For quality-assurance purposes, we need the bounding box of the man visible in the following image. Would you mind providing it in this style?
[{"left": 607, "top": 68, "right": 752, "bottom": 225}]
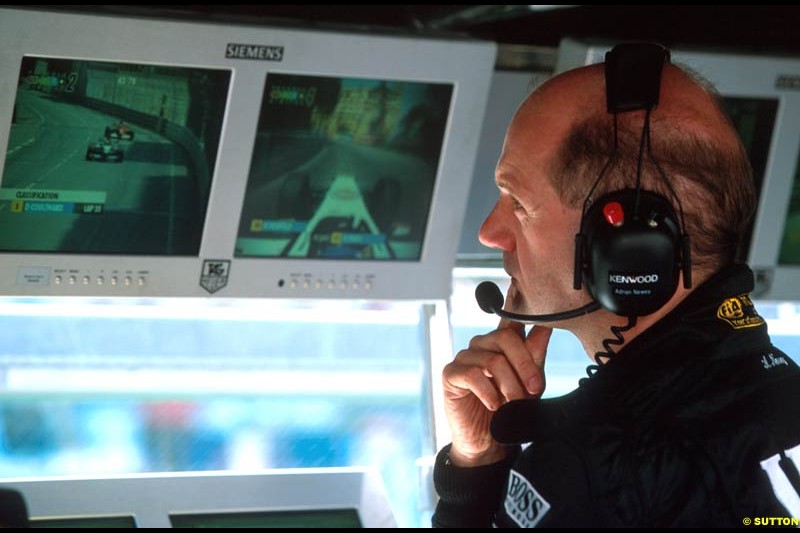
[{"left": 432, "top": 46, "right": 800, "bottom": 527}]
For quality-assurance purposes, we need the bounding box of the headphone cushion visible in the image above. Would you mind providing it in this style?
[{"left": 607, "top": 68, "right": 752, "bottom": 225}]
[{"left": 581, "top": 189, "right": 682, "bottom": 316}]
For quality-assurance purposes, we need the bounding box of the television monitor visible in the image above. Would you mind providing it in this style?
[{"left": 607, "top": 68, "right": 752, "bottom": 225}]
[
  {"left": 0, "top": 7, "right": 496, "bottom": 299},
  {"left": 169, "top": 509, "right": 361, "bottom": 528},
  {"left": 2, "top": 467, "right": 396, "bottom": 528},
  {"left": 556, "top": 38, "right": 800, "bottom": 302},
  {"left": 233, "top": 73, "right": 453, "bottom": 263},
  {"left": 30, "top": 515, "right": 138, "bottom": 528},
  {"left": 1, "top": 56, "right": 231, "bottom": 257}
]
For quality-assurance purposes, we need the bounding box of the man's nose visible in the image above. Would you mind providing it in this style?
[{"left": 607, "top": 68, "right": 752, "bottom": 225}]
[{"left": 478, "top": 202, "right": 513, "bottom": 252}]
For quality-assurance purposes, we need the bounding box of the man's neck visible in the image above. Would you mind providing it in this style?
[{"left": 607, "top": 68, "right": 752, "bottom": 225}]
[{"left": 572, "top": 280, "right": 698, "bottom": 360}]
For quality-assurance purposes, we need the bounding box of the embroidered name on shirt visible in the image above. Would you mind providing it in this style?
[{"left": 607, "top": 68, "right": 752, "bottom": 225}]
[
  {"left": 761, "top": 352, "right": 789, "bottom": 370},
  {"left": 716, "top": 294, "right": 765, "bottom": 330},
  {"left": 504, "top": 470, "right": 551, "bottom": 528}
]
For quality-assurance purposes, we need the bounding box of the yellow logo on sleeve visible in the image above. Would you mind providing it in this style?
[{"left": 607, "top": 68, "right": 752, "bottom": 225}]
[{"left": 716, "top": 294, "right": 765, "bottom": 330}]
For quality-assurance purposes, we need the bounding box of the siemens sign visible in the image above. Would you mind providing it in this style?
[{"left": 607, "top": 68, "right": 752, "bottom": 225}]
[{"left": 225, "top": 43, "right": 284, "bottom": 61}]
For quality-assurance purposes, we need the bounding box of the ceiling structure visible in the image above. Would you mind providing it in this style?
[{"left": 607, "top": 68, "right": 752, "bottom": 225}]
[{"left": 45, "top": 5, "right": 800, "bottom": 65}]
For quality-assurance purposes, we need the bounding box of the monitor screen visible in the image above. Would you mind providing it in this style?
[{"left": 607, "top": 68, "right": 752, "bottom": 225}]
[
  {"left": 556, "top": 38, "right": 800, "bottom": 301},
  {"left": 1, "top": 56, "right": 230, "bottom": 255},
  {"left": 235, "top": 73, "right": 452, "bottom": 261},
  {"left": 170, "top": 508, "right": 362, "bottom": 528},
  {"left": 778, "top": 155, "right": 800, "bottom": 265},
  {"left": 0, "top": 7, "right": 495, "bottom": 299},
  {"left": 719, "top": 96, "right": 779, "bottom": 261},
  {"left": 30, "top": 515, "right": 137, "bottom": 528}
]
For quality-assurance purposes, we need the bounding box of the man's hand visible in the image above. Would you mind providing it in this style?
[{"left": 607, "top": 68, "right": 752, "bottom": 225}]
[{"left": 442, "top": 285, "right": 552, "bottom": 467}]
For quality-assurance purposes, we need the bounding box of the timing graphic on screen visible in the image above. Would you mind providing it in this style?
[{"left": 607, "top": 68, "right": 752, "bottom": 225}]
[
  {"left": 234, "top": 73, "right": 453, "bottom": 260},
  {"left": 0, "top": 56, "right": 230, "bottom": 255}
]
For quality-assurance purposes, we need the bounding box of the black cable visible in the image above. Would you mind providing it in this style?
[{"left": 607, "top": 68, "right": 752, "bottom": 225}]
[
  {"left": 645, "top": 121, "right": 688, "bottom": 236},
  {"left": 633, "top": 110, "right": 652, "bottom": 217},
  {"left": 582, "top": 115, "right": 620, "bottom": 214},
  {"left": 581, "top": 315, "right": 638, "bottom": 383}
]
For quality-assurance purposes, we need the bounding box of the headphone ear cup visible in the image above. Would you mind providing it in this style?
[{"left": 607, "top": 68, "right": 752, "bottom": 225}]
[{"left": 581, "top": 189, "right": 682, "bottom": 316}]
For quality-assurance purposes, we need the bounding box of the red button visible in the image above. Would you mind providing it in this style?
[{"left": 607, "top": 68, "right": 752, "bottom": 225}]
[{"left": 603, "top": 201, "right": 624, "bottom": 227}]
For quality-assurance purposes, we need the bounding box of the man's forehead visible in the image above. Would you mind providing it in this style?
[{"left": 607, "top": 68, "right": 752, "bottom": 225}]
[
  {"left": 494, "top": 159, "right": 553, "bottom": 203},
  {"left": 497, "top": 116, "right": 560, "bottom": 183}
]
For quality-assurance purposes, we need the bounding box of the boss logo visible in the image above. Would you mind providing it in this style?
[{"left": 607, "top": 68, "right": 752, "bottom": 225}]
[
  {"left": 504, "top": 471, "right": 550, "bottom": 528},
  {"left": 609, "top": 274, "right": 659, "bottom": 284}
]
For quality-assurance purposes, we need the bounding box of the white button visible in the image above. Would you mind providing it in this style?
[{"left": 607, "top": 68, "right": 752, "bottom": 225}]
[
  {"left": 54, "top": 276, "right": 62, "bottom": 285},
  {"left": 82, "top": 276, "right": 90, "bottom": 285},
  {"left": 138, "top": 277, "right": 145, "bottom": 286},
  {"left": 364, "top": 281, "right": 373, "bottom": 290},
  {"left": 124, "top": 277, "right": 132, "bottom": 286},
  {"left": 97, "top": 276, "right": 104, "bottom": 285},
  {"left": 68, "top": 275, "right": 76, "bottom": 285},
  {"left": 111, "top": 276, "right": 118, "bottom": 286}
]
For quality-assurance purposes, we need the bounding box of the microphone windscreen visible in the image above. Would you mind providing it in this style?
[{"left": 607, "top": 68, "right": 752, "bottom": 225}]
[
  {"left": 0, "top": 487, "right": 29, "bottom": 528},
  {"left": 475, "top": 281, "right": 504, "bottom": 314}
]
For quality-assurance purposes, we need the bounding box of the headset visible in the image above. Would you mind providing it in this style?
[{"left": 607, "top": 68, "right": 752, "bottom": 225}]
[
  {"left": 573, "top": 42, "right": 692, "bottom": 317},
  {"left": 477, "top": 42, "right": 692, "bottom": 322}
]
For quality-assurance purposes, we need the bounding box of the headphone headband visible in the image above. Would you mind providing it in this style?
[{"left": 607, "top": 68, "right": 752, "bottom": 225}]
[
  {"left": 605, "top": 42, "right": 670, "bottom": 113},
  {"left": 573, "top": 43, "right": 690, "bottom": 317}
]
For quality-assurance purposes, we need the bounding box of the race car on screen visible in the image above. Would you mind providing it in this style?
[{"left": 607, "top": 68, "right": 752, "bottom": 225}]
[
  {"left": 104, "top": 121, "right": 135, "bottom": 140},
  {"left": 85, "top": 137, "right": 124, "bottom": 162}
]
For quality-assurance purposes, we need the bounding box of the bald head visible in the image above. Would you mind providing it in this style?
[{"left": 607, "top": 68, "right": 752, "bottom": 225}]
[
  {"left": 520, "top": 62, "right": 740, "bottom": 157},
  {"left": 510, "top": 60, "right": 754, "bottom": 275}
]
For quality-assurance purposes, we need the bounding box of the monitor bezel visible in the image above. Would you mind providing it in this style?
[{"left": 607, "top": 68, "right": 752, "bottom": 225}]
[
  {"left": 2, "top": 467, "right": 396, "bottom": 528},
  {"left": 0, "top": 7, "right": 496, "bottom": 300}
]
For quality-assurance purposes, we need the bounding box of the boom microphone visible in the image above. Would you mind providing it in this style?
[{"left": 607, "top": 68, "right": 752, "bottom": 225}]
[{"left": 475, "top": 281, "right": 601, "bottom": 324}]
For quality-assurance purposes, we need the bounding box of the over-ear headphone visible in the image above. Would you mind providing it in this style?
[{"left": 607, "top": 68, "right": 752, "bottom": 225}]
[{"left": 573, "top": 43, "right": 692, "bottom": 317}]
